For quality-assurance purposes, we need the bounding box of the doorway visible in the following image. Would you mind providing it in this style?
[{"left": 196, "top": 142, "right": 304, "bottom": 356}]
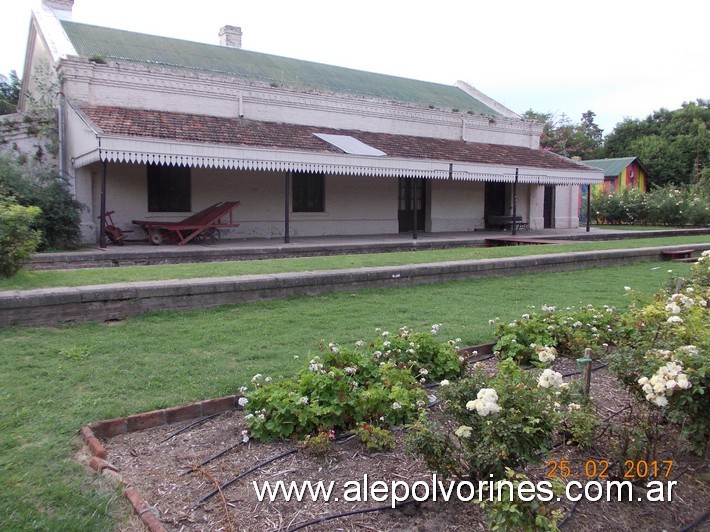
[
  {"left": 543, "top": 185, "right": 556, "bottom": 228},
  {"left": 398, "top": 178, "right": 426, "bottom": 232},
  {"left": 484, "top": 182, "right": 507, "bottom": 228}
]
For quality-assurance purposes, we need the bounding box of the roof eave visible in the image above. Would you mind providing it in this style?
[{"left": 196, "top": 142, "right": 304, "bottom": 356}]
[{"left": 72, "top": 133, "right": 603, "bottom": 185}]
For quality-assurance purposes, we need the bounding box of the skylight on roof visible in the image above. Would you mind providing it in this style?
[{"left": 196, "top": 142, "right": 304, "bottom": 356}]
[{"left": 313, "top": 133, "right": 386, "bottom": 157}]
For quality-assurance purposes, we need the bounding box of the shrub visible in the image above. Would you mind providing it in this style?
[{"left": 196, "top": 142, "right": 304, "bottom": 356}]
[
  {"left": 491, "top": 305, "right": 627, "bottom": 364},
  {"left": 369, "top": 325, "right": 464, "bottom": 382},
  {"left": 0, "top": 154, "right": 83, "bottom": 250},
  {"left": 591, "top": 183, "right": 710, "bottom": 226},
  {"left": 607, "top": 256, "right": 709, "bottom": 455},
  {"left": 483, "top": 468, "right": 564, "bottom": 531},
  {"left": 406, "top": 359, "right": 572, "bottom": 481},
  {"left": 242, "top": 327, "right": 461, "bottom": 441},
  {"left": 0, "top": 195, "right": 42, "bottom": 277},
  {"left": 300, "top": 431, "right": 334, "bottom": 456},
  {"left": 353, "top": 422, "right": 397, "bottom": 452}
]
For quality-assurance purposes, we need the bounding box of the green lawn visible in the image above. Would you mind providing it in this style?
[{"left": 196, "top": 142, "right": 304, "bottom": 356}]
[
  {"left": 0, "top": 261, "right": 692, "bottom": 530},
  {"left": 2, "top": 235, "right": 708, "bottom": 291},
  {"left": 589, "top": 224, "right": 701, "bottom": 231}
]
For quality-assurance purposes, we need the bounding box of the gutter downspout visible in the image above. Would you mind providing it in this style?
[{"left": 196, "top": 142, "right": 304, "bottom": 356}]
[
  {"left": 57, "top": 91, "right": 67, "bottom": 180},
  {"left": 284, "top": 171, "right": 291, "bottom": 244},
  {"left": 512, "top": 169, "right": 518, "bottom": 236},
  {"left": 99, "top": 160, "right": 107, "bottom": 249},
  {"left": 412, "top": 178, "right": 418, "bottom": 241},
  {"left": 586, "top": 184, "right": 591, "bottom": 233}
]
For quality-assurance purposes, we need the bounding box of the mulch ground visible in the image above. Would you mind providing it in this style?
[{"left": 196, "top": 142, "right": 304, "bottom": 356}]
[{"left": 98, "top": 356, "right": 709, "bottom": 532}]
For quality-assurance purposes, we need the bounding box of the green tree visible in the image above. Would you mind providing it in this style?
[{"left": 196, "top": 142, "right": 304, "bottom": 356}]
[
  {"left": 0, "top": 70, "right": 21, "bottom": 115},
  {"left": 523, "top": 109, "right": 604, "bottom": 159},
  {"left": 0, "top": 195, "right": 41, "bottom": 278},
  {"left": 603, "top": 99, "right": 710, "bottom": 186},
  {"left": 0, "top": 154, "right": 83, "bottom": 250}
]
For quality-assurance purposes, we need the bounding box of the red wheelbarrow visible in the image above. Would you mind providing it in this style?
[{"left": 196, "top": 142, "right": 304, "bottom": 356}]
[{"left": 132, "top": 201, "right": 240, "bottom": 245}]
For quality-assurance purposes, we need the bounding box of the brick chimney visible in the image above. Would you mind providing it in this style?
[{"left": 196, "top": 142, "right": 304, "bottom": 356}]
[
  {"left": 219, "top": 26, "right": 243, "bottom": 48},
  {"left": 42, "top": 0, "right": 74, "bottom": 20}
]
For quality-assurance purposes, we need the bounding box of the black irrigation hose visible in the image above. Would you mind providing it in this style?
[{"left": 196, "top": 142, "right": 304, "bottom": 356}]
[
  {"left": 427, "top": 399, "right": 445, "bottom": 409},
  {"left": 465, "top": 353, "right": 497, "bottom": 364},
  {"left": 680, "top": 508, "right": 710, "bottom": 532},
  {"left": 160, "top": 413, "right": 221, "bottom": 443},
  {"left": 558, "top": 499, "right": 581, "bottom": 529},
  {"left": 561, "top": 363, "right": 608, "bottom": 378},
  {"left": 197, "top": 448, "right": 299, "bottom": 505},
  {"left": 286, "top": 497, "right": 418, "bottom": 532},
  {"left": 196, "top": 431, "right": 359, "bottom": 505},
  {"left": 179, "top": 440, "right": 245, "bottom": 477}
]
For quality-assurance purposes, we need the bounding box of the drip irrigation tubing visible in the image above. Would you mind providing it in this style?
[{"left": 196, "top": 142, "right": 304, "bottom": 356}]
[
  {"left": 286, "top": 498, "right": 418, "bottom": 531},
  {"left": 464, "top": 353, "right": 496, "bottom": 364},
  {"left": 179, "top": 440, "right": 245, "bottom": 477},
  {"left": 195, "top": 429, "right": 360, "bottom": 505},
  {"left": 561, "top": 363, "right": 607, "bottom": 378},
  {"left": 559, "top": 499, "right": 581, "bottom": 529},
  {"left": 160, "top": 413, "right": 220, "bottom": 443},
  {"left": 679, "top": 508, "right": 710, "bottom": 532},
  {"left": 197, "top": 448, "right": 299, "bottom": 505}
]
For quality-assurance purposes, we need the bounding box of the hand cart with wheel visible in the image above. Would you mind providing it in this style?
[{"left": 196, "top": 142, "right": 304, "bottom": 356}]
[{"left": 132, "top": 201, "right": 240, "bottom": 245}]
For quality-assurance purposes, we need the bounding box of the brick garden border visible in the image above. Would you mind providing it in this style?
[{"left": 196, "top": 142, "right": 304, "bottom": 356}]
[
  {"left": 79, "top": 344, "right": 494, "bottom": 530},
  {"left": 80, "top": 394, "right": 240, "bottom": 532}
]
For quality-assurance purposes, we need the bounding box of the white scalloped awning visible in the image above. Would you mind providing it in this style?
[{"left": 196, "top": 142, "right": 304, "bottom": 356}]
[{"left": 69, "top": 123, "right": 603, "bottom": 186}]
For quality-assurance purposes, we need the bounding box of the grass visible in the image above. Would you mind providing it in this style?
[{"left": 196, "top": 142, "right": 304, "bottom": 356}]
[
  {"left": 2, "top": 235, "right": 708, "bottom": 291},
  {"left": 0, "top": 260, "right": 693, "bottom": 530},
  {"left": 590, "top": 224, "right": 699, "bottom": 231}
]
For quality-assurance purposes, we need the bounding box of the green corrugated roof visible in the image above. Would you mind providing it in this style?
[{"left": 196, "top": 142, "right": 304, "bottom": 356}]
[
  {"left": 61, "top": 21, "right": 499, "bottom": 116},
  {"left": 582, "top": 157, "right": 637, "bottom": 177}
]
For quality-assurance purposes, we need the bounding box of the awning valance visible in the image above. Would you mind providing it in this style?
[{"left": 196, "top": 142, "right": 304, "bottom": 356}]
[
  {"left": 72, "top": 136, "right": 602, "bottom": 186},
  {"left": 68, "top": 104, "right": 604, "bottom": 186}
]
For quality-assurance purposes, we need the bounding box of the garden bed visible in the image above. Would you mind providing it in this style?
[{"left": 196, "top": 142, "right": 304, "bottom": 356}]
[{"left": 90, "top": 356, "right": 709, "bottom": 531}]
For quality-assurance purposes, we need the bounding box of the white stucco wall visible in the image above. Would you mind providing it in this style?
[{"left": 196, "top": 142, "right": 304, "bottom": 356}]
[
  {"left": 528, "top": 185, "right": 545, "bottom": 230},
  {"left": 80, "top": 160, "right": 580, "bottom": 243},
  {"left": 0, "top": 114, "right": 54, "bottom": 162},
  {"left": 288, "top": 175, "right": 398, "bottom": 237},
  {"left": 92, "top": 163, "right": 549, "bottom": 242},
  {"left": 90, "top": 164, "right": 399, "bottom": 241},
  {"left": 554, "top": 185, "right": 580, "bottom": 229},
  {"left": 428, "top": 180, "right": 486, "bottom": 232}
]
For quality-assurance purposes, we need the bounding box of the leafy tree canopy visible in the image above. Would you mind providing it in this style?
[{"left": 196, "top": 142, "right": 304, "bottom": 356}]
[
  {"left": 523, "top": 109, "right": 604, "bottom": 160},
  {"left": 0, "top": 70, "right": 21, "bottom": 115},
  {"left": 525, "top": 100, "right": 709, "bottom": 187},
  {"left": 602, "top": 99, "right": 710, "bottom": 187}
]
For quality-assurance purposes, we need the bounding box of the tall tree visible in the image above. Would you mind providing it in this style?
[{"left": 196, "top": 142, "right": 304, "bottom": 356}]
[
  {"left": 0, "top": 70, "right": 21, "bottom": 115},
  {"left": 602, "top": 99, "right": 709, "bottom": 186},
  {"left": 523, "top": 109, "right": 604, "bottom": 159}
]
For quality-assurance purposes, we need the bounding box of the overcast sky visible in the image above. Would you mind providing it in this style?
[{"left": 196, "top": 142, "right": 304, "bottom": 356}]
[{"left": 2, "top": 0, "right": 708, "bottom": 135}]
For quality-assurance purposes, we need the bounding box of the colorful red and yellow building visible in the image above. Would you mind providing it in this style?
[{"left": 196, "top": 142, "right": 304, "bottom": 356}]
[{"left": 579, "top": 157, "right": 650, "bottom": 222}]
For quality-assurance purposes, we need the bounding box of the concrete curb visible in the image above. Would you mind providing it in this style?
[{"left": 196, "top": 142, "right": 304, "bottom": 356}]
[
  {"left": 25, "top": 228, "right": 710, "bottom": 271},
  {"left": 2, "top": 245, "right": 707, "bottom": 327}
]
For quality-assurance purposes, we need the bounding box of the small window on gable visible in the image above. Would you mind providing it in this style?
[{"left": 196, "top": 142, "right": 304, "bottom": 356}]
[
  {"left": 292, "top": 172, "right": 324, "bottom": 212},
  {"left": 147, "top": 163, "right": 191, "bottom": 212}
]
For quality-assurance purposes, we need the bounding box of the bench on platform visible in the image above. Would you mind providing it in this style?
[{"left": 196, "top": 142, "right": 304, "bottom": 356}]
[{"left": 487, "top": 215, "right": 529, "bottom": 231}]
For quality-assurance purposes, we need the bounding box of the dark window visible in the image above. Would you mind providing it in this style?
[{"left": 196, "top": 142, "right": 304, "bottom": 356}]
[
  {"left": 292, "top": 172, "right": 324, "bottom": 212},
  {"left": 147, "top": 163, "right": 191, "bottom": 212}
]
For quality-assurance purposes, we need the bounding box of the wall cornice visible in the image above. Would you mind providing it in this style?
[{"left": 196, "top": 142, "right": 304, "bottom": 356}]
[{"left": 59, "top": 58, "right": 541, "bottom": 146}]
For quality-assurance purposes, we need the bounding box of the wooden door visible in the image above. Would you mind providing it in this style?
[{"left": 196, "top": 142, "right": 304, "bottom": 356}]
[{"left": 398, "top": 178, "right": 426, "bottom": 232}]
